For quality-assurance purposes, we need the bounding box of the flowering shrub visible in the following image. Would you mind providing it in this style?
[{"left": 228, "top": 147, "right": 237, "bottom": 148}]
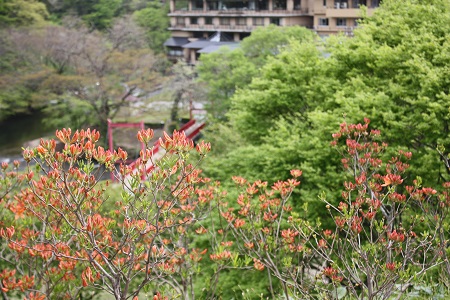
[
  {"left": 0, "top": 128, "right": 216, "bottom": 299},
  {"left": 216, "top": 119, "right": 449, "bottom": 299},
  {"left": 313, "top": 119, "right": 447, "bottom": 298},
  {"left": 0, "top": 120, "right": 449, "bottom": 299}
]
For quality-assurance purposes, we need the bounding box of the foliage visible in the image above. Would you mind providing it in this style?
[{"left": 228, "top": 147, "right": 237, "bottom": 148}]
[
  {"left": 214, "top": 120, "right": 449, "bottom": 299},
  {"left": 31, "top": 0, "right": 172, "bottom": 42},
  {"left": 239, "top": 24, "right": 316, "bottom": 68},
  {"left": 202, "top": 41, "right": 340, "bottom": 223},
  {"left": 82, "top": 0, "right": 122, "bottom": 30},
  {"left": 197, "top": 25, "right": 316, "bottom": 120},
  {"left": 202, "top": 0, "right": 450, "bottom": 227},
  {"left": 197, "top": 48, "right": 257, "bottom": 120},
  {"left": 3, "top": 0, "right": 450, "bottom": 298},
  {"left": 0, "top": 0, "right": 49, "bottom": 27},
  {"left": 323, "top": 0, "right": 450, "bottom": 186},
  {"left": 133, "top": 1, "right": 170, "bottom": 53},
  {"left": 0, "top": 86, "right": 31, "bottom": 122},
  {"left": 41, "top": 95, "right": 96, "bottom": 130},
  {"left": 48, "top": 0, "right": 122, "bottom": 30},
  {"left": 2, "top": 121, "right": 450, "bottom": 299},
  {"left": 0, "top": 127, "right": 215, "bottom": 299},
  {"left": 229, "top": 41, "right": 334, "bottom": 144},
  {"left": 0, "top": 21, "right": 166, "bottom": 134}
]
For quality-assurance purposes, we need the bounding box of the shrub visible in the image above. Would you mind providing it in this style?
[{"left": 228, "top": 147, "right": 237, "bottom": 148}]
[{"left": 1, "top": 120, "right": 449, "bottom": 299}]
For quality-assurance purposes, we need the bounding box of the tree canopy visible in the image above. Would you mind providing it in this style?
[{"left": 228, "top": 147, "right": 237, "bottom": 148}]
[
  {"left": 133, "top": 1, "right": 170, "bottom": 53},
  {"left": 197, "top": 25, "right": 316, "bottom": 120},
  {"left": 0, "top": 19, "right": 167, "bottom": 133},
  {"left": 0, "top": 0, "right": 49, "bottom": 27},
  {"left": 200, "top": 0, "right": 450, "bottom": 223}
]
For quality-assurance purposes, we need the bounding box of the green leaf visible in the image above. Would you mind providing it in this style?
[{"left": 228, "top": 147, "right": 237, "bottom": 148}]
[{"left": 336, "top": 286, "right": 347, "bottom": 299}]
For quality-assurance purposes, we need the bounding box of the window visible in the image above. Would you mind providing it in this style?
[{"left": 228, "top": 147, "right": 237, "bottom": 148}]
[
  {"left": 294, "top": 0, "right": 301, "bottom": 10},
  {"left": 323, "top": 0, "right": 326, "bottom": 6},
  {"left": 205, "top": 17, "right": 213, "bottom": 25},
  {"left": 190, "top": 17, "right": 198, "bottom": 25},
  {"left": 273, "top": 0, "right": 286, "bottom": 10},
  {"left": 176, "top": 17, "right": 185, "bottom": 26},
  {"left": 253, "top": 17, "right": 264, "bottom": 26},
  {"left": 371, "top": 0, "right": 381, "bottom": 8},
  {"left": 220, "top": 0, "right": 247, "bottom": 10},
  {"left": 337, "top": 18, "right": 347, "bottom": 26},
  {"left": 193, "top": 0, "right": 203, "bottom": 9},
  {"left": 318, "top": 18, "right": 329, "bottom": 26},
  {"left": 248, "top": 0, "right": 256, "bottom": 10},
  {"left": 168, "top": 48, "right": 183, "bottom": 56},
  {"left": 220, "top": 18, "right": 230, "bottom": 25},
  {"left": 255, "top": 0, "right": 268, "bottom": 10},
  {"left": 352, "top": 0, "right": 367, "bottom": 8},
  {"left": 208, "top": 1, "right": 218, "bottom": 10},
  {"left": 334, "top": 1, "right": 348, "bottom": 8},
  {"left": 236, "top": 18, "right": 247, "bottom": 26},
  {"left": 270, "top": 18, "right": 281, "bottom": 26},
  {"left": 193, "top": 31, "right": 204, "bottom": 38}
]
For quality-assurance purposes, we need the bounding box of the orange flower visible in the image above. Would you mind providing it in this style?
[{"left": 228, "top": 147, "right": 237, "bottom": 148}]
[
  {"left": 244, "top": 242, "right": 254, "bottom": 249},
  {"left": 323, "top": 229, "right": 333, "bottom": 238},
  {"left": 381, "top": 174, "right": 403, "bottom": 186},
  {"left": 323, "top": 266, "right": 337, "bottom": 277},
  {"left": 253, "top": 259, "right": 265, "bottom": 271},
  {"left": 317, "top": 239, "right": 328, "bottom": 248},
  {"left": 234, "top": 218, "right": 245, "bottom": 228},
  {"left": 388, "top": 230, "right": 405, "bottom": 243},
  {"left": 81, "top": 267, "right": 94, "bottom": 287},
  {"left": 281, "top": 229, "right": 298, "bottom": 244},
  {"left": 290, "top": 169, "right": 302, "bottom": 178},
  {"left": 386, "top": 262, "right": 396, "bottom": 271}
]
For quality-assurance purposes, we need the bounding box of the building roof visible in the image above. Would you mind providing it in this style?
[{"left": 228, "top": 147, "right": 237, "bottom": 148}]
[
  {"left": 208, "top": 31, "right": 233, "bottom": 42},
  {"left": 197, "top": 43, "right": 240, "bottom": 53},
  {"left": 182, "top": 40, "right": 238, "bottom": 49},
  {"left": 163, "top": 37, "right": 190, "bottom": 47}
]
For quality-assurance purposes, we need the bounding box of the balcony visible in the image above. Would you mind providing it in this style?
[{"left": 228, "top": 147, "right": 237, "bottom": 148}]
[
  {"left": 328, "top": 0, "right": 380, "bottom": 9},
  {"left": 169, "top": 24, "right": 254, "bottom": 32},
  {"left": 326, "top": 8, "right": 360, "bottom": 18},
  {"left": 169, "top": 8, "right": 309, "bottom": 17},
  {"left": 323, "top": 0, "right": 377, "bottom": 18},
  {"left": 314, "top": 0, "right": 378, "bottom": 15},
  {"left": 314, "top": 25, "right": 355, "bottom": 35},
  {"left": 325, "top": 6, "right": 375, "bottom": 18}
]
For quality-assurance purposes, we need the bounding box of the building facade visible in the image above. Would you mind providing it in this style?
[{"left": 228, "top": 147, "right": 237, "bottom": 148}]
[
  {"left": 165, "top": 0, "right": 380, "bottom": 63},
  {"left": 313, "top": 0, "right": 380, "bottom": 36}
]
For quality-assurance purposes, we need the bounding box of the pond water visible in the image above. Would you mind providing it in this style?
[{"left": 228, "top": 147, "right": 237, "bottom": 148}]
[{"left": 0, "top": 112, "right": 55, "bottom": 162}]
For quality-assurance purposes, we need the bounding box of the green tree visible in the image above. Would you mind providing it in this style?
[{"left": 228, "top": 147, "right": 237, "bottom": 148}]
[
  {"left": 229, "top": 41, "right": 335, "bottom": 143},
  {"left": 202, "top": 40, "right": 340, "bottom": 217},
  {"left": 0, "top": 20, "right": 166, "bottom": 135},
  {"left": 0, "top": 0, "right": 49, "bottom": 27},
  {"left": 0, "top": 87, "right": 31, "bottom": 121},
  {"left": 239, "top": 23, "right": 316, "bottom": 68},
  {"left": 204, "top": 0, "right": 450, "bottom": 226},
  {"left": 83, "top": 0, "right": 122, "bottom": 29},
  {"left": 133, "top": 1, "right": 170, "bottom": 53},
  {"left": 323, "top": 0, "right": 450, "bottom": 185},
  {"left": 53, "top": 0, "right": 124, "bottom": 30},
  {"left": 197, "top": 47, "right": 257, "bottom": 120},
  {"left": 197, "top": 24, "right": 316, "bottom": 120}
]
